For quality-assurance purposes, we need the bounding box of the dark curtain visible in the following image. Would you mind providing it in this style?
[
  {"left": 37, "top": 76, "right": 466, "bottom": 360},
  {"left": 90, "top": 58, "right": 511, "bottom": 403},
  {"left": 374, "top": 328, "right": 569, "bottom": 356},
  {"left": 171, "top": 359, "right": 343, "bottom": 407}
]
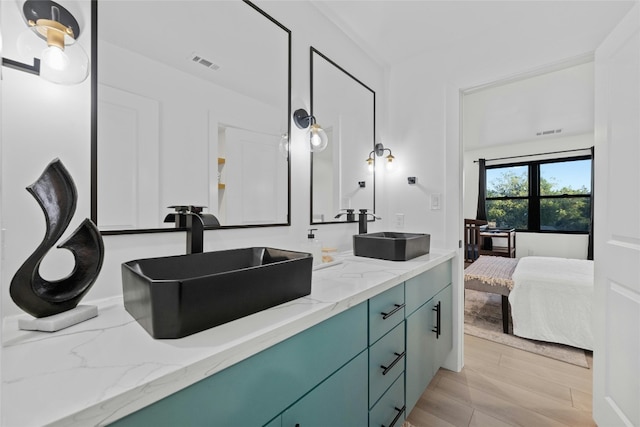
[
  {"left": 476, "top": 158, "right": 488, "bottom": 220},
  {"left": 476, "top": 158, "right": 491, "bottom": 250},
  {"left": 588, "top": 147, "right": 594, "bottom": 260}
]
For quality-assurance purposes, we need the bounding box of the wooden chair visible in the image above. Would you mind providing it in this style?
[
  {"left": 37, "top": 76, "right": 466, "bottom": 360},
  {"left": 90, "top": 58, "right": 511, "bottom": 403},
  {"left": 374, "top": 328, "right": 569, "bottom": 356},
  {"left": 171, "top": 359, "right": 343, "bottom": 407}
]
[{"left": 464, "top": 219, "right": 487, "bottom": 266}]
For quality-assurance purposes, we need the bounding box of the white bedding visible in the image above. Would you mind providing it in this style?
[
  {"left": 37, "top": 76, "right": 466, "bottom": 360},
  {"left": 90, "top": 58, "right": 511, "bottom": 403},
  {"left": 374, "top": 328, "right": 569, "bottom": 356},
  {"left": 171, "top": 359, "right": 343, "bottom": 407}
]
[{"left": 509, "top": 256, "right": 594, "bottom": 350}]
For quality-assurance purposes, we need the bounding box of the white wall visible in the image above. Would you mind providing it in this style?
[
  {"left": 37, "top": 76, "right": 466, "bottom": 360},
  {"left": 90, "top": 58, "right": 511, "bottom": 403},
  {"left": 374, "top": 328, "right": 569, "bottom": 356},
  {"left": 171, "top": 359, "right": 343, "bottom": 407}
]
[
  {"left": 0, "top": 0, "right": 386, "bottom": 318},
  {"left": 386, "top": 31, "right": 604, "bottom": 372}
]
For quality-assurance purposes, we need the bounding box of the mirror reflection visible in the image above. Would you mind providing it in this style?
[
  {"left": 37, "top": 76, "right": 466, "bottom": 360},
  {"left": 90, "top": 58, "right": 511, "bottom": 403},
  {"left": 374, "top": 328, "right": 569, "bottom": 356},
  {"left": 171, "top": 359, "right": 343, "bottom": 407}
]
[
  {"left": 93, "top": 1, "right": 290, "bottom": 232},
  {"left": 310, "top": 48, "right": 375, "bottom": 224}
]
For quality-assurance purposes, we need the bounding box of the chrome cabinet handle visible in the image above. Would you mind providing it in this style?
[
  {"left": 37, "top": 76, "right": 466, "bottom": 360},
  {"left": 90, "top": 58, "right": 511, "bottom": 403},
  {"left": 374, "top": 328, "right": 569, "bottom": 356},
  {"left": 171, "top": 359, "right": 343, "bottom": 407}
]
[
  {"left": 380, "top": 351, "right": 405, "bottom": 376},
  {"left": 381, "top": 303, "right": 405, "bottom": 320}
]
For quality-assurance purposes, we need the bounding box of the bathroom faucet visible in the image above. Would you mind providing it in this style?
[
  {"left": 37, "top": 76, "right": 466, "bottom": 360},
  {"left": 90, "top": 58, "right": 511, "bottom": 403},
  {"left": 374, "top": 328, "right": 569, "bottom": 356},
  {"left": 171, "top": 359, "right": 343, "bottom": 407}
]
[
  {"left": 335, "top": 208, "right": 381, "bottom": 234},
  {"left": 335, "top": 208, "right": 356, "bottom": 222},
  {"left": 164, "top": 205, "right": 221, "bottom": 254}
]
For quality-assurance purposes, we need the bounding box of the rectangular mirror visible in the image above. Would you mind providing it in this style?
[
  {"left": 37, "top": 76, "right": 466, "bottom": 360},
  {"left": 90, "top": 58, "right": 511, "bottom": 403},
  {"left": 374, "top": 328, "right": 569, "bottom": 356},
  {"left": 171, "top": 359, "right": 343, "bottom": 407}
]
[
  {"left": 310, "top": 48, "right": 375, "bottom": 224},
  {"left": 92, "top": 1, "right": 291, "bottom": 233}
]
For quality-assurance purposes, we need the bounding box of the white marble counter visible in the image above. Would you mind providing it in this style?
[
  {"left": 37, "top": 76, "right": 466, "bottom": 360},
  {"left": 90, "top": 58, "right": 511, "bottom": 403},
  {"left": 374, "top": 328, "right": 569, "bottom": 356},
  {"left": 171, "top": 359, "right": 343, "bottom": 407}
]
[{"left": 2, "top": 249, "right": 455, "bottom": 427}]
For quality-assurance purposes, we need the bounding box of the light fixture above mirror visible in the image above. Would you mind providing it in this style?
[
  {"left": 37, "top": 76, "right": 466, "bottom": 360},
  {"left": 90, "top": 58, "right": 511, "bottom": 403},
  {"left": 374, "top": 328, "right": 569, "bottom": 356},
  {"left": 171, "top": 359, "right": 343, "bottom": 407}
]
[{"left": 293, "top": 108, "right": 329, "bottom": 152}]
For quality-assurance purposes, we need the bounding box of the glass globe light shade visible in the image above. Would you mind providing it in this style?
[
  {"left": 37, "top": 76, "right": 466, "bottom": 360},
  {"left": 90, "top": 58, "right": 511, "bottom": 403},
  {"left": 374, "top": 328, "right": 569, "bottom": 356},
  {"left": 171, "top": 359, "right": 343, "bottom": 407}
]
[
  {"left": 308, "top": 124, "right": 328, "bottom": 152},
  {"left": 39, "top": 42, "right": 89, "bottom": 84},
  {"left": 41, "top": 45, "right": 69, "bottom": 70},
  {"left": 16, "top": 24, "right": 89, "bottom": 85},
  {"left": 385, "top": 154, "right": 396, "bottom": 172},
  {"left": 367, "top": 157, "right": 374, "bottom": 173}
]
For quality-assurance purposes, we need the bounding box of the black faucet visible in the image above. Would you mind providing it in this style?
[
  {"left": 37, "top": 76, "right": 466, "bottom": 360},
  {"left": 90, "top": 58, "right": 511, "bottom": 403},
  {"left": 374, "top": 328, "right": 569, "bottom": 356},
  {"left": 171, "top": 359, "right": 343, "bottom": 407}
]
[
  {"left": 164, "top": 205, "right": 221, "bottom": 254},
  {"left": 335, "top": 208, "right": 356, "bottom": 222},
  {"left": 335, "top": 208, "right": 381, "bottom": 234}
]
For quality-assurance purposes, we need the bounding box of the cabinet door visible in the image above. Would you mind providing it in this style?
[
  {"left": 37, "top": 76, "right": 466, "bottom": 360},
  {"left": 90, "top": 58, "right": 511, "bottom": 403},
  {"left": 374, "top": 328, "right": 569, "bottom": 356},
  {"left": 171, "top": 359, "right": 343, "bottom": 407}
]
[
  {"left": 281, "top": 351, "right": 368, "bottom": 427},
  {"left": 434, "top": 284, "right": 453, "bottom": 371},
  {"left": 369, "top": 373, "right": 405, "bottom": 427},
  {"left": 405, "top": 298, "right": 437, "bottom": 413}
]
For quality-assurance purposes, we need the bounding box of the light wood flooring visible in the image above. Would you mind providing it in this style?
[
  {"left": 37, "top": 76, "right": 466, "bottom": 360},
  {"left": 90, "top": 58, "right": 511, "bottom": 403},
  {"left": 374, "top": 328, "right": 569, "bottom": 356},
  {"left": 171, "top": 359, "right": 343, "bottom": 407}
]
[{"left": 406, "top": 334, "right": 594, "bottom": 427}]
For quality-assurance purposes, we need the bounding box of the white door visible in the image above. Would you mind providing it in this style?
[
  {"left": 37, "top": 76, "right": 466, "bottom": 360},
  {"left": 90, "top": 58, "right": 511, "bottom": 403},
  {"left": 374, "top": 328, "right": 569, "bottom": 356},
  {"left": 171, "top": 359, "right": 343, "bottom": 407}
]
[{"left": 593, "top": 4, "right": 640, "bottom": 426}]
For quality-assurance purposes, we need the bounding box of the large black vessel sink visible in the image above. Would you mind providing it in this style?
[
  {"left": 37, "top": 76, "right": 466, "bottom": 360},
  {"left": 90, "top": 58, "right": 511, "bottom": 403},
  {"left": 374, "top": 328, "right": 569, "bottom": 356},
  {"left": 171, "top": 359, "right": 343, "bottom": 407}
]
[
  {"left": 122, "top": 247, "right": 313, "bottom": 338},
  {"left": 353, "top": 232, "right": 430, "bottom": 261}
]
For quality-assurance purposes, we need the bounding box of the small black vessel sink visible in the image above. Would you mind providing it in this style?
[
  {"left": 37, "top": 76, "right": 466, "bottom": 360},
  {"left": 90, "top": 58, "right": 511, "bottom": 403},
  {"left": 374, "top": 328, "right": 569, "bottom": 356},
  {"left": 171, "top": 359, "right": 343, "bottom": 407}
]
[
  {"left": 122, "top": 247, "right": 313, "bottom": 338},
  {"left": 353, "top": 232, "right": 430, "bottom": 261}
]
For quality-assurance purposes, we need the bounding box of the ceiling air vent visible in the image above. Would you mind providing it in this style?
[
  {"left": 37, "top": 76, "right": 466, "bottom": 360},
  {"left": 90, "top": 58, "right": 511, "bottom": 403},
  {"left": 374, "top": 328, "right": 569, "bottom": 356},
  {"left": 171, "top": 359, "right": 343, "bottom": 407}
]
[
  {"left": 189, "top": 53, "right": 220, "bottom": 71},
  {"left": 536, "top": 128, "right": 562, "bottom": 136}
]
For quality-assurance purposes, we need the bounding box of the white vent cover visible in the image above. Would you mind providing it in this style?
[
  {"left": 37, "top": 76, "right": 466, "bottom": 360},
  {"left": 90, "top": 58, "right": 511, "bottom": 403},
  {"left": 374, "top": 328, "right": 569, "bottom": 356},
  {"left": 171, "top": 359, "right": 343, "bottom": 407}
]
[
  {"left": 536, "top": 128, "right": 562, "bottom": 136},
  {"left": 189, "top": 53, "right": 220, "bottom": 71}
]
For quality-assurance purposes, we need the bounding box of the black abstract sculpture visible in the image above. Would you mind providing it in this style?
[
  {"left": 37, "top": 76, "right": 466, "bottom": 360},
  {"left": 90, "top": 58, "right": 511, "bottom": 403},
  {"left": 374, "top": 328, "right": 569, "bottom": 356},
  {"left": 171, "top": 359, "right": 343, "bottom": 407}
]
[{"left": 10, "top": 159, "right": 104, "bottom": 318}]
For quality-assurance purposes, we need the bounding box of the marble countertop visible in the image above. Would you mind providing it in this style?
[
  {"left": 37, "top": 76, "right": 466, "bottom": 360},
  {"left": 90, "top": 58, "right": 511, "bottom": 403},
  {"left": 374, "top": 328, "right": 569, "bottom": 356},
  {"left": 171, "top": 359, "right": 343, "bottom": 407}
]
[{"left": 2, "top": 249, "right": 455, "bottom": 427}]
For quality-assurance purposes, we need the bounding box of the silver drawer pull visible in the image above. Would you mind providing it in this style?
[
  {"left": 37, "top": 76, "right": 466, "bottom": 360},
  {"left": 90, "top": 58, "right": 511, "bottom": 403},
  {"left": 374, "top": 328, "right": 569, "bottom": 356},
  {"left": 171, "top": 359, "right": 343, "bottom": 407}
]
[
  {"left": 381, "top": 303, "right": 405, "bottom": 320},
  {"left": 380, "top": 351, "right": 405, "bottom": 376}
]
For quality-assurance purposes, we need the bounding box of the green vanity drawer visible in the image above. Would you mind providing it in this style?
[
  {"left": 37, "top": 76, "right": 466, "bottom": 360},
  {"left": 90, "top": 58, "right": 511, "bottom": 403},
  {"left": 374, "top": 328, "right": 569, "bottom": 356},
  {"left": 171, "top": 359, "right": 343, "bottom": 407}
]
[
  {"left": 369, "top": 372, "right": 405, "bottom": 427},
  {"left": 281, "top": 350, "right": 368, "bottom": 427},
  {"left": 369, "top": 321, "right": 405, "bottom": 408},
  {"left": 111, "top": 303, "right": 367, "bottom": 427},
  {"left": 369, "top": 284, "right": 405, "bottom": 344},
  {"left": 405, "top": 260, "right": 451, "bottom": 315}
]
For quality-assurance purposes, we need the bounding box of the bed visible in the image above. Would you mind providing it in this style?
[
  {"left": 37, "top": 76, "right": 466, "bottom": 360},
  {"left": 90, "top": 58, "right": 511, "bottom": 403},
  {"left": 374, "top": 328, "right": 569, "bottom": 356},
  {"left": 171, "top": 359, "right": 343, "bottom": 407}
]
[{"left": 464, "top": 255, "right": 594, "bottom": 350}]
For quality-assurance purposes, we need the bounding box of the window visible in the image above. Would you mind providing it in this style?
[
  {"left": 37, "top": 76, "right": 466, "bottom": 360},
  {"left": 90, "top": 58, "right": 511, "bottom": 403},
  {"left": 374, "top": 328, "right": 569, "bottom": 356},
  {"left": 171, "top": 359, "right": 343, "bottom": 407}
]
[{"left": 485, "top": 156, "right": 592, "bottom": 233}]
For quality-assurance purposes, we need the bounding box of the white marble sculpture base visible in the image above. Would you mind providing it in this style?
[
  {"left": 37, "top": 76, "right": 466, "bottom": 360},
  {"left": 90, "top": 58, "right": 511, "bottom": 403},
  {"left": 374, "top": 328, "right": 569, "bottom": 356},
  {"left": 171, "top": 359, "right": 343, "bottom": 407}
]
[{"left": 18, "top": 305, "right": 98, "bottom": 332}]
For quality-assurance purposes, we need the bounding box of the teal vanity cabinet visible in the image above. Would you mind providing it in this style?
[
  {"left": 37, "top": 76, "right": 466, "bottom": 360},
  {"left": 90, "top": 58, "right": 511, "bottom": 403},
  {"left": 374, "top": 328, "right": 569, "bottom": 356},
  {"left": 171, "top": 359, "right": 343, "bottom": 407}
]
[
  {"left": 111, "top": 303, "right": 368, "bottom": 427},
  {"left": 368, "top": 284, "right": 407, "bottom": 427},
  {"left": 110, "top": 258, "right": 453, "bottom": 427},
  {"left": 405, "top": 260, "right": 453, "bottom": 414}
]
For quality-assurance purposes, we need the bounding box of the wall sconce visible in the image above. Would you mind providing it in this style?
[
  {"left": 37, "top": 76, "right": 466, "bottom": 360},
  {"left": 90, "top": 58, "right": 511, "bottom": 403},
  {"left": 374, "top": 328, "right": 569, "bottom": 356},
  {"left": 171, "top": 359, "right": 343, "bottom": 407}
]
[
  {"left": 293, "top": 108, "right": 328, "bottom": 152},
  {"left": 4, "top": 0, "right": 89, "bottom": 85},
  {"left": 366, "top": 143, "right": 395, "bottom": 172}
]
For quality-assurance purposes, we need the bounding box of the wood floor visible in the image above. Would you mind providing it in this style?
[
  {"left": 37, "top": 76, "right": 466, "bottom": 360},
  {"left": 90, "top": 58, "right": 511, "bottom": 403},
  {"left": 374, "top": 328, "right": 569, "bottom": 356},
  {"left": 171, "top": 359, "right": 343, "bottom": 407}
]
[{"left": 406, "top": 334, "right": 594, "bottom": 427}]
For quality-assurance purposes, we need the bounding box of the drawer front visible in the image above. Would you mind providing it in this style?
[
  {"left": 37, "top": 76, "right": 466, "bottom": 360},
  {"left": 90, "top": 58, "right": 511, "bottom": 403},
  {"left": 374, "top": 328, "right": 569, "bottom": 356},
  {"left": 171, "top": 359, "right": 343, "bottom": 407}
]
[
  {"left": 369, "top": 373, "right": 405, "bottom": 427},
  {"left": 405, "top": 260, "right": 451, "bottom": 315},
  {"left": 369, "top": 322, "right": 405, "bottom": 408},
  {"left": 369, "top": 284, "right": 405, "bottom": 344},
  {"left": 281, "top": 351, "right": 368, "bottom": 427}
]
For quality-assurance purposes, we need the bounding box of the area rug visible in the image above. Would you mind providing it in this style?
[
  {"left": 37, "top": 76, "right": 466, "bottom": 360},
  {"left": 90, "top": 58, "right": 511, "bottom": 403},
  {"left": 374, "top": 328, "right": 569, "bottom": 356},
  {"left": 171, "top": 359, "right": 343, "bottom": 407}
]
[{"left": 465, "top": 289, "right": 589, "bottom": 368}]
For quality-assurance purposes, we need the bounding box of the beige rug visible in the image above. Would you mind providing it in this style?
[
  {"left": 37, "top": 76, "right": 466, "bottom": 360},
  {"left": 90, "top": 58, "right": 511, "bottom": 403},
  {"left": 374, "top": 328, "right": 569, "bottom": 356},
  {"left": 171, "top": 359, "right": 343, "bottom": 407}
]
[{"left": 465, "top": 289, "right": 589, "bottom": 368}]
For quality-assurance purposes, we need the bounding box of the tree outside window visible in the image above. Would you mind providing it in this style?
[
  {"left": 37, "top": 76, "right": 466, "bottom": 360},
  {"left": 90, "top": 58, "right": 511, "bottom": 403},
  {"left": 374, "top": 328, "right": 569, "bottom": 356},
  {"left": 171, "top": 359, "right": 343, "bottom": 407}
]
[{"left": 485, "top": 157, "right": 591, "bottom": 233}]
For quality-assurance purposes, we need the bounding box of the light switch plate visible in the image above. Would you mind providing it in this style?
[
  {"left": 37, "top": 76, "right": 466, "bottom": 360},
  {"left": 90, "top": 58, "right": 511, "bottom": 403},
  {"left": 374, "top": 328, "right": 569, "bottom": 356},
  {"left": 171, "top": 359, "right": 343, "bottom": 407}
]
[{"left": 430, "top": 193, "right": 441, "bottom": 210}]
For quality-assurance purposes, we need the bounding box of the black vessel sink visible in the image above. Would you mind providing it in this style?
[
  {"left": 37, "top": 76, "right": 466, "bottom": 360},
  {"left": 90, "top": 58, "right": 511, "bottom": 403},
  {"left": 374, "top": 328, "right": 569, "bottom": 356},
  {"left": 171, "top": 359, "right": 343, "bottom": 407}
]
[
  {"left": 353, "top": 232, "right": 430, "bottom": 261},
  {"left": 122, "top": 247, "right": 313, "bottom": 338}
]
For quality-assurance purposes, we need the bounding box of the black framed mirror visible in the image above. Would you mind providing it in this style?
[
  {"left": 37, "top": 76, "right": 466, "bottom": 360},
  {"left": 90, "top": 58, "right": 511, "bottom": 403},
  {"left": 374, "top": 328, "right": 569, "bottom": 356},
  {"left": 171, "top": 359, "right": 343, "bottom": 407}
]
[
  {"left": 310, "top": 47, "right": 376, "bottom": 225},
  {"left": 91, "top": 0, "right": 291, "bottom": 234}
]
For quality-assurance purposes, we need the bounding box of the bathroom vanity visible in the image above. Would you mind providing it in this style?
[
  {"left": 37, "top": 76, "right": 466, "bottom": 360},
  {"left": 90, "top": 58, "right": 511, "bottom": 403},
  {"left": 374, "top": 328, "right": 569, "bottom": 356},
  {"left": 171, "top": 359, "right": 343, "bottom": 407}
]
[{"left": 2, "top": 249, "right": 455, "bottom": 426}]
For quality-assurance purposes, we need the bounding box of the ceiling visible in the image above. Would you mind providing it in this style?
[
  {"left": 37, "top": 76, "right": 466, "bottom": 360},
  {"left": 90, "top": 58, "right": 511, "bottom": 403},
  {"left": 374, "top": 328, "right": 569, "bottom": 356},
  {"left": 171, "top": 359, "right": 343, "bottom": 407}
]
[
  {"left": 310, "top": 1, "right": 636, "bottom": 69},
  {"left": 310, "top": 0, "right": 635, "bottom": 148}
]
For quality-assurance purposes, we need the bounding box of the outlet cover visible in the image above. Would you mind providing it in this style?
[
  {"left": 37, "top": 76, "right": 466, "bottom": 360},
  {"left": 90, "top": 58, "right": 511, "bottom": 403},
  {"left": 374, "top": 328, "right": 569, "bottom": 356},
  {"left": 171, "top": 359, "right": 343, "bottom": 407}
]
[{"left": 395, "top": 213, "right": 405, "bottom": 229}]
